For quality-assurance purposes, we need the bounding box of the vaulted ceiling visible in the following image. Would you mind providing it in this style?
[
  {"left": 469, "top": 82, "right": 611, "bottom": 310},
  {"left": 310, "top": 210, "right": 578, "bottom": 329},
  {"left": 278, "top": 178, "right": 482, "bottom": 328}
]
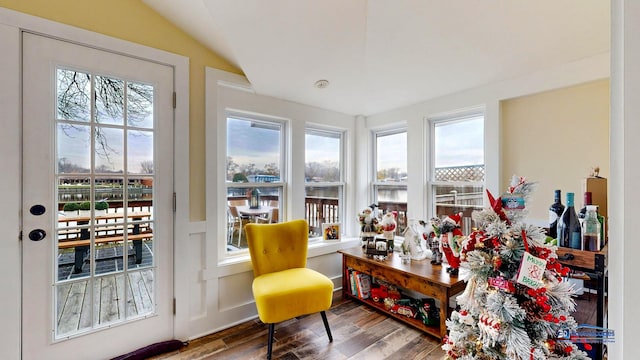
[{"left": 143, "top": 0, "right": 610, "bottom": 116}]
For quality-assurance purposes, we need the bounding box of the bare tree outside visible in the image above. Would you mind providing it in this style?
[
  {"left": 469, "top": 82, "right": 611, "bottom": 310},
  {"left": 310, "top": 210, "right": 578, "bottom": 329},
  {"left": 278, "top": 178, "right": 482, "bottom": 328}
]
[
  {"left": 140, "top": 160, "right": 154, "bottom": 174},
  {"left": 56, "top": 69, "right": 153, "bottom": 172}
]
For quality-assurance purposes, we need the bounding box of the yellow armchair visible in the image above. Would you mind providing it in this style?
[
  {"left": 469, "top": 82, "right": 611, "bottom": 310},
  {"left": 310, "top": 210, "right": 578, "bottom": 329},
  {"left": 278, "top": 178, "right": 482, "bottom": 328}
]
[{"left": 245, "top": 219, "right": 334, "bottom": 359}]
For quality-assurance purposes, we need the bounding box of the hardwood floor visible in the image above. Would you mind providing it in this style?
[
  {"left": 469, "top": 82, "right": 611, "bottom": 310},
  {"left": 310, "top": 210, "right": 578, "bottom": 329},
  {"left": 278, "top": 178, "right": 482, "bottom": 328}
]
[{"left": 149, "top": 293, "right": 599, "bottom": 360}]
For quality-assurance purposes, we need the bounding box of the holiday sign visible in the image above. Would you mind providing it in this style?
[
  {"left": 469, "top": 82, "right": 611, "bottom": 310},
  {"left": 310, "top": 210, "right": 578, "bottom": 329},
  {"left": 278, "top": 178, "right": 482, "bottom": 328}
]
[{"left": 516, "top": 251, "right": 547, "bottom": 289}]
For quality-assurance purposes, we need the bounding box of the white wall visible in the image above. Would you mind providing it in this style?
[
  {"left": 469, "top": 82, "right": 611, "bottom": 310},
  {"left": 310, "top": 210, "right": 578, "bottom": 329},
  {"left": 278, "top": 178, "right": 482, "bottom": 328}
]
[
  {"left": 366, "top": 52, "right": 609, "bottom": 225},
  {"left": 175, "top": 68, "right": 361, "bottom": 340}
]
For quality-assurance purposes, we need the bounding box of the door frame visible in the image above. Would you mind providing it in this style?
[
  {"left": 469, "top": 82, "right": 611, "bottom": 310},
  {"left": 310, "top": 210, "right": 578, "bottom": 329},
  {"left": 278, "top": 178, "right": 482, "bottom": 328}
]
[{"left": 0, "top": 7, "right": 190, "bottom": 359}]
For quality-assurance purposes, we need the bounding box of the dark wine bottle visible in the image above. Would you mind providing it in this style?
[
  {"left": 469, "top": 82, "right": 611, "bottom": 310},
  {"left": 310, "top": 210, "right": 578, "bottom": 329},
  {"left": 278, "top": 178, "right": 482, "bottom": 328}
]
[
  {"left": 548, "top": 190, "right": 565, "bottom": 239},
  {"left": 557, "top": 192, "right": 581, "bottom": 249},
  {"left": 578, "top": 191, "right": 592, "bottom": 219}
]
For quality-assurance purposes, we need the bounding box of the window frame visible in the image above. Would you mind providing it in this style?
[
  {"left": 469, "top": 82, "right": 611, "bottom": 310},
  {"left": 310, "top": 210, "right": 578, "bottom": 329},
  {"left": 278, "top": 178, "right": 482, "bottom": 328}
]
[
  {"left": 371, "top": 127, "right": 408, "bottom": 237},
  {"left": 224, "top": 112, "right": 287, "bottom": 253},
  {"left": 304, "top": 126, "right": 346, "bottom": 239},
  {"left": 427, "top": 110, "right": 485, "bottom": 229}
]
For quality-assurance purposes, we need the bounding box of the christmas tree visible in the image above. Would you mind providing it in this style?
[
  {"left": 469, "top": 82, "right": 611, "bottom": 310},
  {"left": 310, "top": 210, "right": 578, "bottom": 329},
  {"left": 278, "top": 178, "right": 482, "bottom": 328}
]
[{"left": 442, "top": 176, "right": 590, "bottom": 360}]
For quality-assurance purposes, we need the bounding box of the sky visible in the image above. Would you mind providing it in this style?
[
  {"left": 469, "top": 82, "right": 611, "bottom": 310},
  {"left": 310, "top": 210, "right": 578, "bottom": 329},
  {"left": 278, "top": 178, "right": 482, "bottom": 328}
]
[
  {"left": 58, "top": 124, "right": 153, "bottom": 174},
  {"left": 226, "top": 116, "right": 484, "bottom": 173},
  {"left": 434, "top": 117, "right": 484, "bottom": 167}
]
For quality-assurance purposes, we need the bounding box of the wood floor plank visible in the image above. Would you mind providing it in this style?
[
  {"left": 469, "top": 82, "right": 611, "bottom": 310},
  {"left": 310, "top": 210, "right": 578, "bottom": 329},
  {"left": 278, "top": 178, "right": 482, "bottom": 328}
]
[
  {"left": 140, "top": 268, "right": 155, "bottom": 308},
  {"left": 98, "top": 275, "right": 121, "bottom": 324},
  {"left": 55, "top": 282, "right": 71, "bottom": 320},
  {"left": 78, "top": 279, "right": 92, "bottom": 331},
  {"left": 56, "top": 281, "right": 86, "bottom": 335}
]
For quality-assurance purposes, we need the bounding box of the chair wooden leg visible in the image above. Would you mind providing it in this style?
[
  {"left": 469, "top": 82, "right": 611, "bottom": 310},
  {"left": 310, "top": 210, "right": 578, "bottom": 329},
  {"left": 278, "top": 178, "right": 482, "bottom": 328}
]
[
  {"left": 320, "top": 311, "right": 333, "bottom": 342},
  {"left": 267, "top": 323, "right": 275, "bottom": 360}
]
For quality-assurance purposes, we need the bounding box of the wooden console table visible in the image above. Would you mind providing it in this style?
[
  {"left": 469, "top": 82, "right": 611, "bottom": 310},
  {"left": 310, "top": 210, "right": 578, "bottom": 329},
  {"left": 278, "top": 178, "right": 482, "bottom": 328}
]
[
  {"left": 338, "top": 247, "right": 466, "bottom": 339},
  {"left": 555, "top": 244, "right": 608, "bottom": 360}
]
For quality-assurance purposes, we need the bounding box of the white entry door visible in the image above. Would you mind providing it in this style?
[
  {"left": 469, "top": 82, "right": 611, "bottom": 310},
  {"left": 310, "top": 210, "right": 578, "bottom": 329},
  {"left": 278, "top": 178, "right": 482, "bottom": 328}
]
[{"left": 22, "top": 33, "right": 174, "bottom": 360}]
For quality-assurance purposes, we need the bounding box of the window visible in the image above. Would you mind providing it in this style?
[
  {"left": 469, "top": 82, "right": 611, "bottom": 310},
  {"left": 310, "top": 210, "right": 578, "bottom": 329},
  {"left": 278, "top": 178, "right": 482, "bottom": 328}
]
[
  {"left": 373, "top": 129, "right": 407, "bottom": 235},
  {"left": 429, "top": 113, "right": 485, "bottom": 234},
  {"left": 226, "top": 115, "right": 285, "bottom": 251},
  {"left": 305, "top": 128, "right": 344, "bottom": 238}
]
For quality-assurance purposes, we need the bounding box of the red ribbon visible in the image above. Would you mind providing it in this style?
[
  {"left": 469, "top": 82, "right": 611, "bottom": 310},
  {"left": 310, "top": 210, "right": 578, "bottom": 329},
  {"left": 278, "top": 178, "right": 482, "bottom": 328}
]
[{"left": 521, "top": 229, "right": 529, "bottom": 253}]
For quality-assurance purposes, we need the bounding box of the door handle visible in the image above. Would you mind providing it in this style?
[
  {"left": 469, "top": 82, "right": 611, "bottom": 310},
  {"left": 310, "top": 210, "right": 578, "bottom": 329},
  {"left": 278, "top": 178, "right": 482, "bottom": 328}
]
[
  {"left": 30, "top": 204, "right": 46, "bottom": 216},
  {"left": 28, "top": 229, "right": 46, "bottom": 241}
]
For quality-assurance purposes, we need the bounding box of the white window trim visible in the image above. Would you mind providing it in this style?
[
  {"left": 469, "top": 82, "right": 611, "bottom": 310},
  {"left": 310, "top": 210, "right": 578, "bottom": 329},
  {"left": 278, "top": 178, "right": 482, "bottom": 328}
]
[
  {"left": 224, "top": 112, "right": 288, "bottom": 255},
  {"left": 426, "top": 108, "right": 485, "bottom": 220}
]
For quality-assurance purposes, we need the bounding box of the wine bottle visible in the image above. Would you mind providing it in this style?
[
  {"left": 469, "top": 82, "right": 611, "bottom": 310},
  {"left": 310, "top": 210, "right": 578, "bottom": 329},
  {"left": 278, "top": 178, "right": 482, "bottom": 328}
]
[
  {"left": 557, "top": 192, "right": 581, "bottom": 249},
  {"left": 581, "top": 205, "right": 601, "bottom": 251},
  {"left": 578, "top": 191, "right": 592, "bottom": 220},
  {"left": 548, "top": 190, "right": 565, "bottom": 239}
]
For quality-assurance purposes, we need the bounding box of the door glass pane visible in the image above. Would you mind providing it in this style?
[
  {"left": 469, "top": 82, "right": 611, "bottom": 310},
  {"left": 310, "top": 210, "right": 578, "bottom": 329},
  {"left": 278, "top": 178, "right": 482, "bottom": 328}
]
[
  {"left": 127, "top": 130, "right": 154, "bottom": 175},
  {"left": 126, "top": 269, "right": 155, "bottom": 318},
  {"left": 95, "top": 127, "right": 124, "bottom": 173},
  {"left": 94, "top": 273, "right": 125, "bottom": 327},
  {"left": 57, "top": 69, "right": 90, "bottom": 122},
  {"left": 55, "top": 281, "right": 92, "bottom": 337},
  {"left": 95, "top": 75, "right": 124, "bottom": 125},
  {"left": 58, "top": 177, "right": 92, "bottom": 280},
  {"left": 127, "top": 82, "right": 154, "bottom": 129},
  {"left": 54, "top": 69, "right": 157, "bottom": 339},
  {"left": 57, "top": 123, "right": 91, "bottom": 173}
]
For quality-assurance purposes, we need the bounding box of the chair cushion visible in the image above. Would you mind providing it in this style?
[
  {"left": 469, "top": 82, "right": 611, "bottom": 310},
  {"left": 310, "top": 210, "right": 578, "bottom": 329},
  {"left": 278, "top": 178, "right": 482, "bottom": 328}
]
[{"left": 252, "top": 268, "right": 334, "bottom": 324}]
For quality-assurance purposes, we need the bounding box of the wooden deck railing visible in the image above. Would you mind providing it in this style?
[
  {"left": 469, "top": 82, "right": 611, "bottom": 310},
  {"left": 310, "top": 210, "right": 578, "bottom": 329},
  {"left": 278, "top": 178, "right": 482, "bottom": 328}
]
[{"left": 305, "top": 197, "right": 339, "bottom": 235}]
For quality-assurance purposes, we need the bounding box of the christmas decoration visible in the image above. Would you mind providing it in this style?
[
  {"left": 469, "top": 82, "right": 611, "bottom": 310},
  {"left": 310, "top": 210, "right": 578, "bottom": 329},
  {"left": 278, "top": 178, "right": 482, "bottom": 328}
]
[
  {"left": 438, "top": 212, "right": 465, "bottom": 275},
  {"left": 443, "top": 176, "right": 590, "bottom": 360},
  {"left": 421, "top": 217, "right": 443, "bottom": 265},
  {"left": 402, "top": 219, "right": 428, "bottom": 260}
]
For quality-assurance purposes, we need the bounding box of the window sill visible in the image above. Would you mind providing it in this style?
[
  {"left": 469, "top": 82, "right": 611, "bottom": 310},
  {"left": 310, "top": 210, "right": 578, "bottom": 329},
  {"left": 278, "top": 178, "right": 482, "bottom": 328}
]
[{"left": 216, "top": 237, "right": 361, "bottom": 277}]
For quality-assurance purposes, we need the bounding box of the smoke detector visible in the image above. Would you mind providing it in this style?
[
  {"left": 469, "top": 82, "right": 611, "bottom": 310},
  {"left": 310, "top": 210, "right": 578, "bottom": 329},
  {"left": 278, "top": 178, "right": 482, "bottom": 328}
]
[{"left": 314, "top": 79, "right": 330, "bottom": 89}]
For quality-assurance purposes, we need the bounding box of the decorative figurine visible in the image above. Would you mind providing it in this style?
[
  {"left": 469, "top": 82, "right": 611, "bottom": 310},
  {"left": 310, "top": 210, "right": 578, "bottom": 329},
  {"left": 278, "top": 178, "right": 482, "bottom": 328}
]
[
  {"left": 420, "top": 218, "right": 443, "bottom": 265},
  {"left": 438, "top": 212, "right": 464, "bottom": 275},
  {"left": 402, "top": 219, "right": 427, "bottom": 260}
]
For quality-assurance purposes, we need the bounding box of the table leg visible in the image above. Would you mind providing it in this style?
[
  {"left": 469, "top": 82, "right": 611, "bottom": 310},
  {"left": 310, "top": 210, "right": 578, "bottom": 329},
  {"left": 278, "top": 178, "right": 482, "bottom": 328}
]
[
  {"left": 73, "top": 245, "right": 89, "bottom": 274},
  {"left": 73, "top": 223, "right": 90, "bottom": 274},
  {"left": 133, "top": 239, "right": 143, "bottom": 264},
  {"left": 132, "top": 217, "right": 142, "bottom": 264}
]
